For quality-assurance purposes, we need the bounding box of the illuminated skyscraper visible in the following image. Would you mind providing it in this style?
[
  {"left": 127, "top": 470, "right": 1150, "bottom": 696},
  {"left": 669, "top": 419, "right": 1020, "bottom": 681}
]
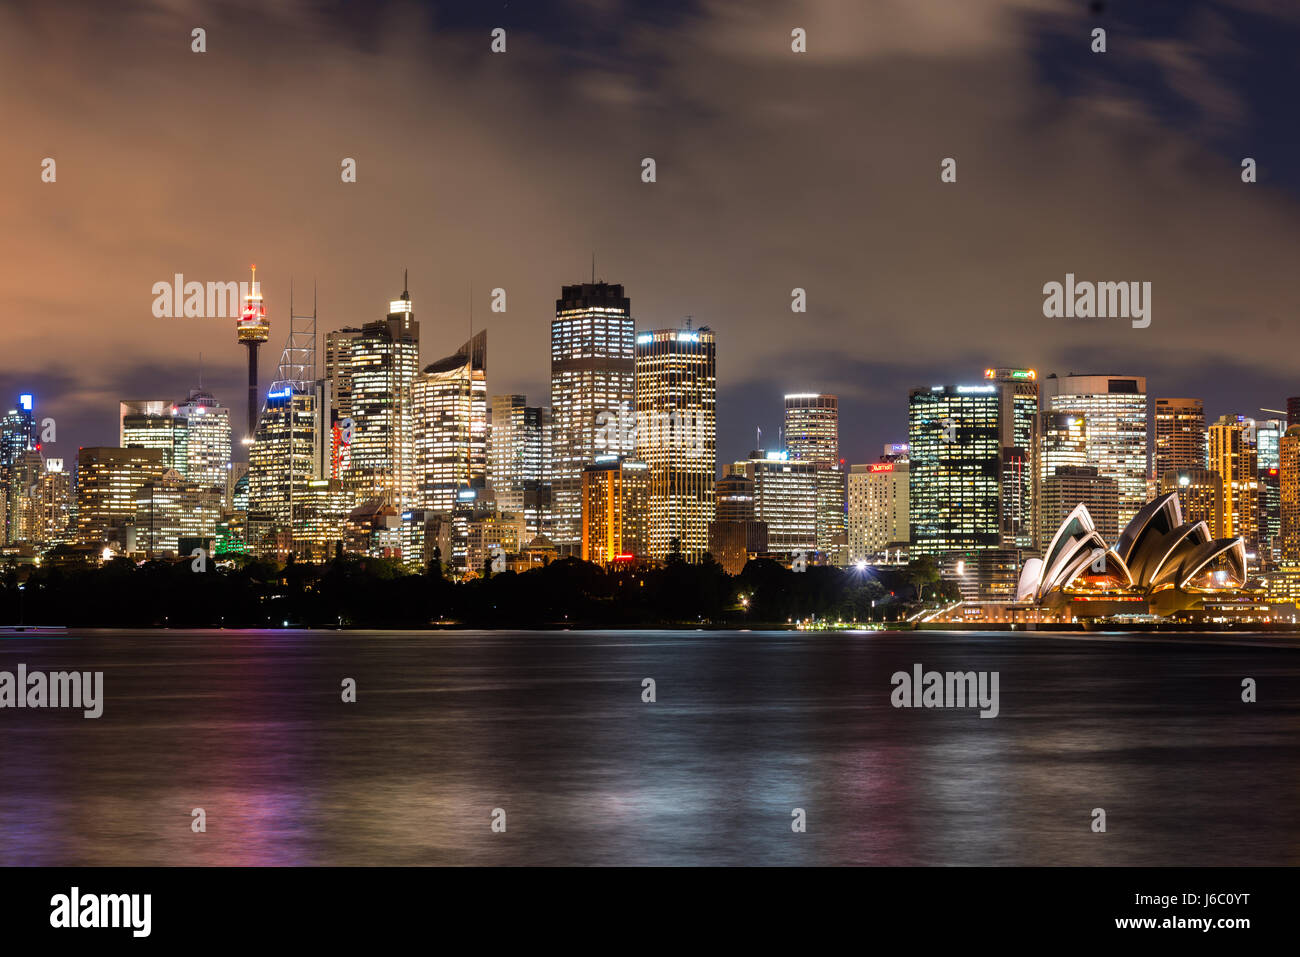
[
  {"left": 984, "top": 369, "right": 1039, "bottom": 549},
  {"left": 247, "top": 385, "right": 331, "bottom": 557},
  {"left": 908, "top": 384, "right": 1002, "bottom": 556},
  {"left": 1279, "top": 426, "right": 1300, "bottom": 561},
  {"left": 1153, "top": 398, "right": 1206, "bottom": 476},
  {"left": 708, "top": 471, "right": 768, "bottom": 574},
  {"left": 847, "top": 458, "right": 909, "bottom": 562},
  {"left": 75, "top": 446, "right": 164, "bottom": 548},
  {"left": 1041, "top": 465, "right": 1120, "bottom": 543},
  {"left": 550, "top": 282, "right": 636, "bottom": 554},
  {"left": 413, "top": 331, "right": 487, "bottom": 513},
  {"left": 1158, "top": 467, "right": 1224, "bottom": 538},
  {"left": 783, "top": 393, "right": 844, "bottom": 554},
  {"left": 1208, "top": 414, "right": 1259, "bottom": 550},
  {"left": 581, "top": 456, "right": 649, "bottom": 564},
  {"left": 175, "top": 389, "right": 233, "bottom": 491},
  {"left": 635, "top": 327, "right": 716, "bottom": 561},
  {"left": 1036, "top": 410, "right": 1088, "bottom": 545},
  {"left": 743, "top": 450, "right": 816, "bottom": 557},
  {"left": 122, "top": 407, "right": 189, "bottom": 476},
  {"left": 488, "top": 395, "right": 550, "bottom": 540},
  {"left": 327, "top": 279, "right": 420, "bottom": 507},
  {"left": 1041, "top": 374, "right": 1148, "bottom": 527}
]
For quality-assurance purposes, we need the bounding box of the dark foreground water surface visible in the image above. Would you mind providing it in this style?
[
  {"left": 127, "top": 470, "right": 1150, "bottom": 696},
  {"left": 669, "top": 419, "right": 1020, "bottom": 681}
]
[{"left": 1, "top": 629, "right": 1297, "bottom": 865}]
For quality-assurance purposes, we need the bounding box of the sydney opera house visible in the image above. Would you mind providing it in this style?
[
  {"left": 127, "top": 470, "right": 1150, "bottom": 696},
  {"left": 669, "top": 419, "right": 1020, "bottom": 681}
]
[{"left": 924, "top": 491, "right": 1275, "bottom": 625}]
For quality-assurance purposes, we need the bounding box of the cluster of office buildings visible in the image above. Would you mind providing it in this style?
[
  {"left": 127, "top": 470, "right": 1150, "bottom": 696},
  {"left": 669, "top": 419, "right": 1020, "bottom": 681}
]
[{"left": 6, "top": 279, "right": 1300, "bottom": 621}]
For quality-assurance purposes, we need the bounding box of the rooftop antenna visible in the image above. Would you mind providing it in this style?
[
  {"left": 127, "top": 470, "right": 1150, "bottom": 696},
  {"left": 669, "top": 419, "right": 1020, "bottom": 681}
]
[
  {"left": 403, "top": 268, "right": 409, "bottom": 300},
  {"left": 684, "top": 314, "right": 693, "bottom": 331},
  {"left": 198, "top": 352, "right": 203, "bottom": 390},
  {"left": 591, "top": 251, "right": 595, "bottom": 284}
]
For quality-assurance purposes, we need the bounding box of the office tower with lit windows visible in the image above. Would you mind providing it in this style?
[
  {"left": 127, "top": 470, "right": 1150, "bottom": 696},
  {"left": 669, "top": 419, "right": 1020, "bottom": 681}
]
[
  {"left": 412, "top": 331, "right": 488, "bottom": 514},
  {"left": 742, "top": 450, "right": 817, "bottom": 556},
  {"left": 488, "top": 395, "right": 551, "bottom": 540},
  {"left": 1040, "top": 374, "right": 1148, "bottom": 527},
  {"left": 550, "top": 282, "right": 636, "bottom": 554},
  {"left": 1, "top": 394, "right": 38, "bottom": 543},
  {"left": 1154, "top": 398, "right": 1207, "bottom": 476},
  {"left": 1158, "top": 468, "right": 1225, "bottom": 538},
  {"left": 3, "top": 448, "right": 44, "bottom": 544},
  {"left": 1, "top": 394, "right": 35, "bottom": 465},
  {"left": 1041, "top": 465, "right": 1120, "bottom": 543},
  {"left": 1279, "top": 426, "right": 1300, "bottom": 561},
  {"left": 581, "top": 456, "right": 649, "bottom": 564},
  {"left": 174, "top": 389, "right": 232, "bottom": 491},
  {"left": 635, "top": 327, "right": 717, "bottom": 561},
  {"left": 783, "top": 393, "right": 844, "bottom": 553},
  {"left": 75, "top": 446, "right": 165, "bottom": 548},
  {"left": 34, "top": 458, "right": 73, "bottom": 544},
  {"left": 246, "top": 381, "right": 337, "bottom": 558},
  {"left": 122, "top": 407, "right": 189, "bottom": 476},
  {"left": 1208, "top": 414, "right": 1260, "bottom": 550},
  {"left": 983, "top": 369, "right": 1039, "bottom": 549},
  {"left": 327, "top": 280, "right": 420, "bottom": 507},
  {"left": 134, "top": 472, "right": 222, "bottom": 558},
  {"left": 908, "top": 384, "right": 1003, "bottom": 556},
  {"left": 848, "top": 458, "right": 910, "bottom": 562},
  {"left": 1256, "top": 419, "right": 1284, "bottom": 562},
  {"left": 708, "top": 471, "right": 768, "bottom": 574},
  {"left": 1036, "top": 410, "right": 1088, "bottom": 544}
]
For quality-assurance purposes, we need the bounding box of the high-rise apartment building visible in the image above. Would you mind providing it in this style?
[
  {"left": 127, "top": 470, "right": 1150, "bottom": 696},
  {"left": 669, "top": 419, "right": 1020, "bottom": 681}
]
[
  {"left": 1041, "top": 374, "right": 1148, "bottom": 527},
  {"left": 550, "top": 283, "right": 636, "bottom": 553},
  {"left": 1153, "top": 398, "right": 1206, "bottom": 476},
  {"left": 635, "top": 327, "right": 716, "bottom": 561},
  {"left": 412, "top": 331, "right": 487, "bottom": 514}
]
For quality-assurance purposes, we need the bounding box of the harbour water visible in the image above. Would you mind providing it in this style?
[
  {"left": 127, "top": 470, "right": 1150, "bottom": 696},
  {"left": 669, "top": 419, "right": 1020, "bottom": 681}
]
[{"left": 1, "top": 629, "right": 1297, "bottom": 865}]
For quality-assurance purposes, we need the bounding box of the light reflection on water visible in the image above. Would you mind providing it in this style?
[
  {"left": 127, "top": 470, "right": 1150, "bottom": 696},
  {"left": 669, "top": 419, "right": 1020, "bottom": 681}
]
[{"left": 1, "top": 629, "right": 1297, "bottom": 865}]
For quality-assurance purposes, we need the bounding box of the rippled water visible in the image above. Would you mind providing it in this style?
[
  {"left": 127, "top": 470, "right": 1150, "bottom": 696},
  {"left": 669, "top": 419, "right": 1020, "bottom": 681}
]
[{"left": 1, "top": 629, "right": 1297, "bottom": 865}]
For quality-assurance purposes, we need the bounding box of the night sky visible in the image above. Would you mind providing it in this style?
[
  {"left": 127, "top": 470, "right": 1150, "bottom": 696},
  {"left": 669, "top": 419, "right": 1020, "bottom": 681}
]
[{"left": 3, "top": 0, "right": 1300, "bottom": 467}]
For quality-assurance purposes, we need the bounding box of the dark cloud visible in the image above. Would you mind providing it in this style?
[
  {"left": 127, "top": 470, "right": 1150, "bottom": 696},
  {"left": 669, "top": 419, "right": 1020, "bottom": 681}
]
[{"left": 2, "top": 0, "right": 1298, "bottom": 469}]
